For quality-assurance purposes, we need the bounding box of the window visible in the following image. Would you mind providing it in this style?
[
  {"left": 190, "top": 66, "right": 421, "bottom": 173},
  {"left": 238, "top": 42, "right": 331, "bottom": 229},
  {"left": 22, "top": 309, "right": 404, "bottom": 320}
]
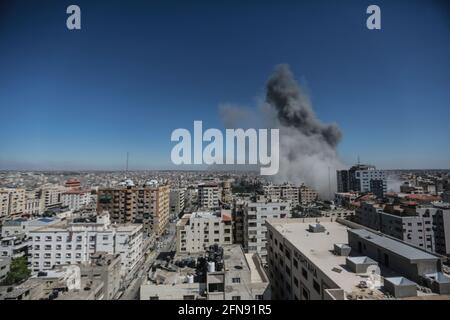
[
  {"left": 294, "top": 277, "right": 299, "bottom": 287},
  {"left": 313, "top": 280, "right": 321, "bottom": 294},
  {"left": 232, "top": 277, "right": 241, "bottom": 283},
  {"left": 302, "top": 287, "right": 309, "bottom": 300},
  {"left": 302, "top": 268, "right": 308, "bottom": 280},
  {"left": 232, "top": 296, "right": 241, "bottom": 300},
  {"left": 293, "top": 259, "right": 298, "bottom": 269},
  {"left": 285, "top": 266, "right": 291, "bottom": 276}
]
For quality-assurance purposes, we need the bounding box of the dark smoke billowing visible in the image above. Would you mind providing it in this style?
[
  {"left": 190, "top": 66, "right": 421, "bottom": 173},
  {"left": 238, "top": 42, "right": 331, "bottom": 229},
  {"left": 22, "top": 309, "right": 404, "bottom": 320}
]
[{"left": 220, "top": 64, "right": 345, "bottom": 198}]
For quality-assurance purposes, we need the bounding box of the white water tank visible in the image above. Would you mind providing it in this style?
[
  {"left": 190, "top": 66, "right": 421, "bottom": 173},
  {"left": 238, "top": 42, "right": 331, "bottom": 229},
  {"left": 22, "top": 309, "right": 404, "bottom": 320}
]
[
  {"left": 187, "top": 274, "right": 194, "bottom": 284},
  {"left": 207, "top": 261, "right": 215, "bottom": 273}
]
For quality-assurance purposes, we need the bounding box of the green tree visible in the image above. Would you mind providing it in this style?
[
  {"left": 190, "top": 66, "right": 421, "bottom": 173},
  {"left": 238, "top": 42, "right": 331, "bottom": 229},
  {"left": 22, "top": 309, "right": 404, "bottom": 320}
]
[{"left": 1, "top": 256, "right": 31, "bottom": 285}]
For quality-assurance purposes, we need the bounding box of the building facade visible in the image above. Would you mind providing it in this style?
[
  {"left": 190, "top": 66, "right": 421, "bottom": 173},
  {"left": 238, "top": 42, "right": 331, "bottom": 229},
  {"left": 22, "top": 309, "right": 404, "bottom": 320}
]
[
  {"left": 29, "top": 213, "right": 143, "bottom": 276},
  {"left": 176, "top": 211, "right": 233, "bottom": 253},
  {"left": 97, "top": 181, "right": 170, "bottom": 238}
]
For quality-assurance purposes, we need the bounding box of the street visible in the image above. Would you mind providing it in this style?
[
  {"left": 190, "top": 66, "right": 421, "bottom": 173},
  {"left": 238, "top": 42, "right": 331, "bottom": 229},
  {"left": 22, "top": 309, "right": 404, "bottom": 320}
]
[{"left": 118, "top": 220, "right": 177, "bottom": 300}]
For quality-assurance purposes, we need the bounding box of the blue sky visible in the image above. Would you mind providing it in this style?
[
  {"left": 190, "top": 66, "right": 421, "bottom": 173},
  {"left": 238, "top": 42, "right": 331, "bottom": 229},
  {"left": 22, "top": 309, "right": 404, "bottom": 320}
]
[{"left": 0, "top": 0, "right": 449, "bottom": 170}]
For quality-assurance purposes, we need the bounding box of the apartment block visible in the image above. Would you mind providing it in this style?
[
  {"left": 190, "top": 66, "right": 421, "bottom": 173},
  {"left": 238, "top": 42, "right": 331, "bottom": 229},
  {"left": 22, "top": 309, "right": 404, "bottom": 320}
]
[
  {"left": 29, "top": 213, "right": 143, "bottom": 276},
  {"left": 243, "top": 200, "right": 290, "bottom": 262},
  {"left": 176, "top": 211, "right": 233, "bottom": 253},
  {"left": 0, "top": 188, "right": 25, "bottom": 221},
  {"left": 337, "top": 164, "right": 386, "bottom": 197},
  {"left": 198, "top": 183, "right": 220, "bottom": 209},
  {"left": 97, "top": 180, "right": 170, "bottom": 238},
  {"left": 299, "top": 184, "right": 318, "bottom": 205},
  {"left": 266, "top": 218, "right": 450, "bottom": 300},
  {"left": 62, "top": 189, "right": 92, "bottom": 211},
  {"left": 355, "top": 202, "right": 450, "bottom": 257},
  {"left": 170, "top": 188, "right": 185, "bottom": 217}
]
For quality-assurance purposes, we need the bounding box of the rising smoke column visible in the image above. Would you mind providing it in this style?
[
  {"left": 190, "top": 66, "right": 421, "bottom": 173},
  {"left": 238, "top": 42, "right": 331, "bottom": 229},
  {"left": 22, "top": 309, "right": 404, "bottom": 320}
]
[{"left": 220, "top": 64, "right": 345, "bottom": 198}]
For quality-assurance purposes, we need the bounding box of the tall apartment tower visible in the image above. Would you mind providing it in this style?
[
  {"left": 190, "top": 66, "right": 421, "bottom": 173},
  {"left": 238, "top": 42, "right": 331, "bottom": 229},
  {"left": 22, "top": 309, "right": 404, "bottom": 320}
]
[
  {"left": 198, "top": 183, "right": 220, "bottom": 210},
  {"left": 243, "top": 199, "right": 290, "bottom": 262},
  {"left": 337, "top": 164, "right": 386, "bottom": 197},
  {"left": 97, "top": 180, "right": 170, "bottom": 238}
]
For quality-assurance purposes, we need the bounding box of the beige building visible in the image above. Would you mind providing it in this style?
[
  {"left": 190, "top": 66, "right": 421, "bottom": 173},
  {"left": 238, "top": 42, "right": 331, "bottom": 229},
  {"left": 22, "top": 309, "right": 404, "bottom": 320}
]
[
  {"left": 24, "top": 190, "right": 42, "bottom": 216},
  {"left": 299, "top": 184, "right": 318, "bottom": 205},
  {"left": 0, "top": 188, "right": 25, "bottom": 221},
  {"left": 198, "top": 183, "right": 220, "bottom": 209},
  {"left": 39, "top": 184, "right": 65, "bottom": 211},
  {"left": 97, "top": 180, "right": 170, "bottom": 238},
  {"left": 176, "top": 211, "right": 233, "bottom": 253}
]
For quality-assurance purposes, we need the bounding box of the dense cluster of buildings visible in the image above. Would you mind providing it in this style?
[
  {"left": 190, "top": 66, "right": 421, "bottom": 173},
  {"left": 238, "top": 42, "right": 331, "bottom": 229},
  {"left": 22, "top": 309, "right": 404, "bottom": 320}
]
[{"left": 1, "top": 168, "right": 450, "bottom": 300}]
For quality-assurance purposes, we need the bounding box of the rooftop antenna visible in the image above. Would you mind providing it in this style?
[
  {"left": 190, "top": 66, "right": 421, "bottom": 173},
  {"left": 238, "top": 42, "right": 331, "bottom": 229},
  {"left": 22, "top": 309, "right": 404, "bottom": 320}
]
[
  {"left": 357, "top": 155, "right": 360, "bottom": 165},
  {"left": 125, "top": 152, "right": 129, "bottom": 177}
]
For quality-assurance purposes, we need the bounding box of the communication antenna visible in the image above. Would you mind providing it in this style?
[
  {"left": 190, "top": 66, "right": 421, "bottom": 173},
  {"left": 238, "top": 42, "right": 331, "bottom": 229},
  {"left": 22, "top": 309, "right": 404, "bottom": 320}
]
[
  {"left": 126, "top": 152, "right": 129, "bottom": 174},
  {"left": 357, "top": 155, "right": 360, "bottom": 165}
]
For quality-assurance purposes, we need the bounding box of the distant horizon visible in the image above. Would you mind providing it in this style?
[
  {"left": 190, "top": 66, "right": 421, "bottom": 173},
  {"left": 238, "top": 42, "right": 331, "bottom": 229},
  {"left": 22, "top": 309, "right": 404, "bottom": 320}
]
[{"left": 1, "top": 0, "right": 450, "bottom": 171}]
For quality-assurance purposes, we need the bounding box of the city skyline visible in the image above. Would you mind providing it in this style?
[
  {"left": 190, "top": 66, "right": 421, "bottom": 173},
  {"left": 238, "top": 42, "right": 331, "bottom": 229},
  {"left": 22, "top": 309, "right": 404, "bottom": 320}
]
[{"left": 1, "top": 0, "right": 450, "bottom": 171}]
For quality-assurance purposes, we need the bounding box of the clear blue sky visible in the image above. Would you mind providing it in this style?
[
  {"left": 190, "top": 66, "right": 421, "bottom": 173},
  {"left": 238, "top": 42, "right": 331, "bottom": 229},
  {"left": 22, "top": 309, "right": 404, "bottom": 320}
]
[{"left": 1, "top": 0, "right": 449, "bottom": 170}]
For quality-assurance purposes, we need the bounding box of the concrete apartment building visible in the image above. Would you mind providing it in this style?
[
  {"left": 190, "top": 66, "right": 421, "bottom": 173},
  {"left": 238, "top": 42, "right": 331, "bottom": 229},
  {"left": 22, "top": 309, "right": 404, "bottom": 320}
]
[
  {"left": 62, "top": 189, "right": 92, "bottom": 211},
  {"left": 80, "top": 253, "right": 122, "bottom": 300},
  {"left": 243, "top": 199, "right": 290, "bottom": 262},
  {"left": 24, "top": 190, "right": 41, "bottom": 216},
  {"left": 29, "top": 213, "right": 143, "bottom": 277},
  {"left": 176, "top": 211, "right": 233, "bottom": 253},
  {"left": 232, "top": 199, "right": 245, "bottom": 245},
  {"left": 140, "top": 244, "right": 270, "bottom": 300},
  {"left": 263, "top": 184, "right": 300, "bottom": 206},
  {"left": 0, "top": 188, "right": 25, "bottom": 222},
  {"left": 355, "top": 202, "right": 450, "bottom": 257},
  {"left": 198, "top": 183, "right": 220, "bottom": 209},
  {"left": 39, "top": 184, "right": 65, "bottom": 211},
  {"left": 97, "top": 180, "right": 170, "bottom": 238},
  {"left": 266, "top": 218, "right": 450, "bottom": 300},
  {"left": 337, "top": 164, "right": 387, "bottom": 198},
  {"left": 170, "top": 188, "right": 185, "bottom": 217},
  {"left": 299, "top": 184, "right": 319, "bottom": 205}
]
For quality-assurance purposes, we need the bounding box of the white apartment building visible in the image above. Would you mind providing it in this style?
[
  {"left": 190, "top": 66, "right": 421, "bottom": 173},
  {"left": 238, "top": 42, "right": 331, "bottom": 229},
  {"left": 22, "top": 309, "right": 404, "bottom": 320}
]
[
  {"left": 62, "top": 190, "right": 92, "bottom": 211},
  {"left": 176, "top": 211, "right": 233, "bottom": 253},
  {"left": 243, "top": 200, "right": 290, "bottom": 262},
  {"left": 355, "top": 168, "right": 387, "bottom": 194},
  {"left": 198, "top": 183, "right": 220, "bottom": 209},
  {"left": 29, "top": 213, "right": 143, "bottom": 277}
]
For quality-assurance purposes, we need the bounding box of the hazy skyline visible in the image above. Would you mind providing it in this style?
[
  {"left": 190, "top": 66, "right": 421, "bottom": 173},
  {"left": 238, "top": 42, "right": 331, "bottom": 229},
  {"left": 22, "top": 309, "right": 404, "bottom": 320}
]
[{"left": 1, "top": 0, "right": 450, "bottom": 171}]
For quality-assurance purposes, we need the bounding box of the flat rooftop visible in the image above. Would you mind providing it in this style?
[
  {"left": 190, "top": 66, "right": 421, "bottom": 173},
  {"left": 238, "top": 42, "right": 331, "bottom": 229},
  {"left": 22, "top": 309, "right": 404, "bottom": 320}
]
[
  {"left": 349, "top": 229, "right": 439, "bottom": 261},
  {"left": 268, "top": 219, "right": 369, "bottom": 295},
  {"left": 267, "top": 219, "right": 443, "bottom": 299}
]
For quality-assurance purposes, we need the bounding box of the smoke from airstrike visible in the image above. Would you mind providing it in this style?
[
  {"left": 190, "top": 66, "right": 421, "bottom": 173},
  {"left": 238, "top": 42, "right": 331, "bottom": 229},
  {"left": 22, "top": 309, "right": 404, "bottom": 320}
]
[{"left": 220, "top": 64, "right": 345, "bottom": 199}]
